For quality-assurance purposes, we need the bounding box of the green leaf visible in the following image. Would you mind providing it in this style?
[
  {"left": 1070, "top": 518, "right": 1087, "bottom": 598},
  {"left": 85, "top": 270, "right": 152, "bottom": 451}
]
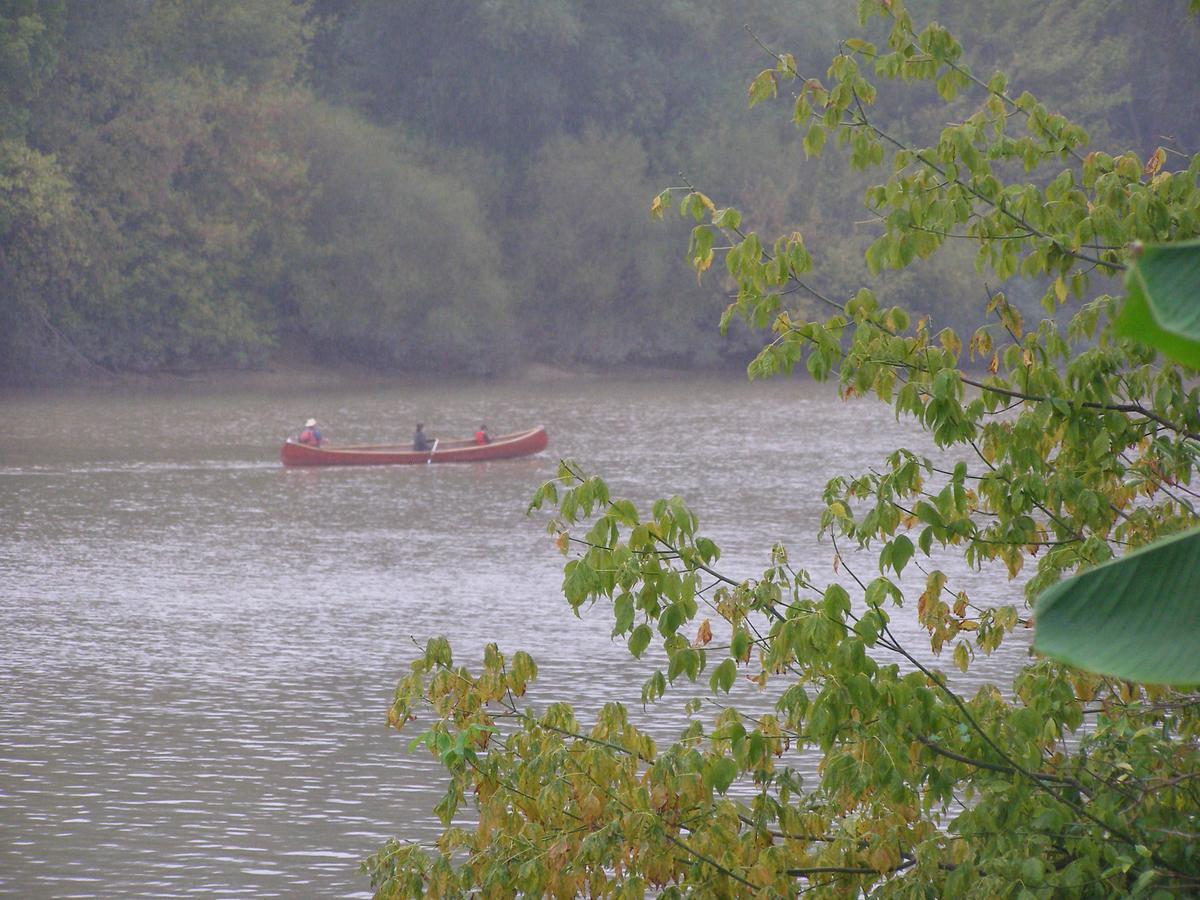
[
  {"left": 659, "top": 602, "right": 685, "bottom": 637},
  {"left": 1132, "top": 868, "right": 1159, "bottom": 894},
  {"left": 1019, "top": 856, "right": 1044, "bottom": 885},
  {"left": 889, "top": 535, "right": 915, "bottom": 574},
  {"left": 407, "top": 730, "right": 432, "bottom": 754},
  {"left": 628, "top": 623, "right": 652, "bottom": 659},
  {"left": 857, "top": 612, "right": 879, "bottom": 647},
  {"left": 709, "top": 658, "right": 737, "bottom": 694},
  {"left": 748, "top": 69, "right": 778, "bottom": 107},
  {"left": 918, "top": 526, "right": 934, "bottom": 556},
  {"left": 562, "top": 560, "right": 593, "bottom": 609},
  {"left": 803, "top": 124, "right": 826, "bottom": 158},
  {"left": 642, "top": 669, "right": 666, "bottom": 704},
  {"left": 1034, "top": 526, "right": 1200, "bottom": 684},
  {"left": 713, "top": 207, "right": 741, "bottom": 230},
  {"left": 610, "top": 498, "right": 639, "bottom": 524},
  {"left": 914, "top": 500, "right": 944, "bottom": 528},
  {"left": 1113, "top": 239, "right": 1200, "bottom": 368},
  {"left": 705, "top": 755, "right": 738, "bottom": 793},
  {"left": 612, "top": 594, "right": 634, "bottom": 636},
  {"left": 730, "top": 627, "right": 752, "bottom": 661}
]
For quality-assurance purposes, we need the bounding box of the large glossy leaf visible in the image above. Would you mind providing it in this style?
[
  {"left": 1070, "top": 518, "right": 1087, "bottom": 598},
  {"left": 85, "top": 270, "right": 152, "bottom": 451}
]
[
  {"left": 1034, "top": 526, "right": 1200, "bottom": 685},
  {"left": 1114, "top": 239, "right": 1200, "bottom": 368}
]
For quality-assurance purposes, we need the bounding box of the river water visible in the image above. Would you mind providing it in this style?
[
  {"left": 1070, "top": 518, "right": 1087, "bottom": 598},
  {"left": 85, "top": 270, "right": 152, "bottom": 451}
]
[{"left": 0, "top": 376, "right": 1031, "bottom": 896}]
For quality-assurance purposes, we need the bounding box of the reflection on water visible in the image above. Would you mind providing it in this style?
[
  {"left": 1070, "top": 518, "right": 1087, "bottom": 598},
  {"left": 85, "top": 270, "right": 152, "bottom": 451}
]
[{"left": 0, "top": 377, "right": 1030, "bottom": 896}]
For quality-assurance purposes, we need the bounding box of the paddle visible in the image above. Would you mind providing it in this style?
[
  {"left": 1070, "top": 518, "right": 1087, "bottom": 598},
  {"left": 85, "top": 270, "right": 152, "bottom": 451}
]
[{"left": 426, "top": 438, "right": 439, "bottom": 464}]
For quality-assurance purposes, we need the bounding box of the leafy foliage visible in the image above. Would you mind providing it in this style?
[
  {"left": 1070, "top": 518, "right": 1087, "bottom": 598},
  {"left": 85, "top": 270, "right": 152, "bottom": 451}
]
[
  {"left": 30, "top": 69, "right": 311, "bottom": 371},
  {"left": 286, "top": 101, "right": 515, "bottom": 372},
  {"left": 1116, "top": 239, "right": 1200, "bottom": 368},
  {"left": 513, "top": 127, "right": 721, "bottom": 365},
  {"left": 3, "top": 0, "right": 1198, "bottom": 380},
  {"left": 0, "top": 0, "right": 64, "bottom": 140},
  {"left": 1035, "top": 525, "right": 1200, "bottom": 685},
  {"left": 0, "top": 137, "right": 95, "bottom": 378},
  {"left": 370, "top": 2, "right": 1200, "bottom": 895},
  {"left": 4, "top": 0, "right": 314, "bottom": 375},
  {"left": 1034, "top": 240, "right": 1200, "bottom": 685}
]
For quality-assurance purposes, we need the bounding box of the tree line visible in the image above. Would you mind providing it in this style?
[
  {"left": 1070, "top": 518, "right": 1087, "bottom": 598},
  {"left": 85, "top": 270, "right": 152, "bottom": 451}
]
[{"left": 0, "top": 0, "right": 1195, "bottom": 382}]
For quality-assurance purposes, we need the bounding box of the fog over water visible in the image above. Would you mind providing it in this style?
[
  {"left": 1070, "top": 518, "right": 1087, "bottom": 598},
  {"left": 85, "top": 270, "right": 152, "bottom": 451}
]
[{"left": 0, "top": 377, "right": 1030, "bottom": 896}]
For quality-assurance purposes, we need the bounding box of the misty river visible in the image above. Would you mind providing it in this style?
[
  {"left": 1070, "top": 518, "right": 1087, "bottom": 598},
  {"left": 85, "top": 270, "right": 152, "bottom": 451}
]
[{"left": 0, "top": 376, "right": 1032, "bottom": 896}]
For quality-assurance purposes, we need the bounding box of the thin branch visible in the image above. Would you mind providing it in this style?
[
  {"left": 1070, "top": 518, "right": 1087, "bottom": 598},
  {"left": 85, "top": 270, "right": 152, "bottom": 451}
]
[
  {"left": 787, "top": 854, "right": 916, "bottom": 878},
  {"left": 914, "top": 735, "right": 1082, "bottom": 789},
  {"left": 957, "top": 373, "right": 1200, "bottom": 441},
  {"left": 860, "top": 349, "right": 1200, "bottom": 442}
]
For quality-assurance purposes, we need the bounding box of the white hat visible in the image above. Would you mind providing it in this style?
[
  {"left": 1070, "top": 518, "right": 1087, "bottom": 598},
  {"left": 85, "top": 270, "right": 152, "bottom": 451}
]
[{"left": 305, "top": 418, "right": 317, "bottom": 427}]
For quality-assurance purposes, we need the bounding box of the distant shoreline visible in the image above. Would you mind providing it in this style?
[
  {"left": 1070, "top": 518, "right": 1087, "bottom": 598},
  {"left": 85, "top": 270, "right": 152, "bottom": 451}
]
[{"left": 0, "top": 359, "right": 733, "bottom": 395}]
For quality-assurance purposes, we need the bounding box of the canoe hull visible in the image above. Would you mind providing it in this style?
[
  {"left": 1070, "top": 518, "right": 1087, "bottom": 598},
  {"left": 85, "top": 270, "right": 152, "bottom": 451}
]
[{"left": 281, "top": 426, "right": 548, "bottom": 467}]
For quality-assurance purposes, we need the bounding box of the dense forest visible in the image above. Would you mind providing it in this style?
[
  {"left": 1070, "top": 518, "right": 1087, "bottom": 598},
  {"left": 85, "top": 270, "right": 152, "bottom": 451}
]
[{"left": 1, "top": 0, "right": 1197, "bottom": 383}]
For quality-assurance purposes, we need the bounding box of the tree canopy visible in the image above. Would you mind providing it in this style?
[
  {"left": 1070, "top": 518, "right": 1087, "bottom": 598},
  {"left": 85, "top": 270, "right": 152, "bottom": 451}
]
[
  {"left": 367, "top": 1, "right": 1200, "bottom": 895},
  {"left": 2, "top": 0, "right": 1197, "bottom": 381}
]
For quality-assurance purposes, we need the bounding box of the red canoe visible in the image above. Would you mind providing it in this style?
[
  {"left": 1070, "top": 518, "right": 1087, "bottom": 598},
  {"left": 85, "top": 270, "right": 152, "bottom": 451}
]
[{"left": 281, "top": 425, "right": 549, "bottom": 467}]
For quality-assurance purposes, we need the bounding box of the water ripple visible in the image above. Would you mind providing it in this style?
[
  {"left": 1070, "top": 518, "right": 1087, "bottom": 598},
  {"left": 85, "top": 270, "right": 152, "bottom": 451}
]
[{"left": 0, "top": 379, "right": 1029, "bottom": 896}]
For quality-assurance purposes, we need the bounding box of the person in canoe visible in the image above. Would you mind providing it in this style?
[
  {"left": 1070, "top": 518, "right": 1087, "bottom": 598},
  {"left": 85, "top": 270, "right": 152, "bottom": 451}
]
[
  {"left": 298, "top": 418, "right": 322, "bottom": 447},
  {"left": 475, "top": 424, "right": 491, "bottom": 445},
  {"left": 413, "top": 423, "right": 433, "bottom": 452}
]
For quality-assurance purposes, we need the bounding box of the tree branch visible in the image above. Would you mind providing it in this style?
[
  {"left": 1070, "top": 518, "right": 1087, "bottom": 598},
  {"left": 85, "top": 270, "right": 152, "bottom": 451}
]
[{"left": 787, "top": 854, "right": 916, "bottom": 878}]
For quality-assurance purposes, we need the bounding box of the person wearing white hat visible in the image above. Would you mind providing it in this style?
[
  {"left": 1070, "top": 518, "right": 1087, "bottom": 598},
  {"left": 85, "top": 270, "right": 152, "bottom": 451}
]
[{"left": 298, "top": 418, "right": 322, "bottom": 447}]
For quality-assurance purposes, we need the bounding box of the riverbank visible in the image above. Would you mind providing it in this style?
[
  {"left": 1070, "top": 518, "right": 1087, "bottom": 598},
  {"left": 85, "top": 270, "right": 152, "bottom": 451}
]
[{"left": 0, "top": 358, "right": 726, "bottom": 396}]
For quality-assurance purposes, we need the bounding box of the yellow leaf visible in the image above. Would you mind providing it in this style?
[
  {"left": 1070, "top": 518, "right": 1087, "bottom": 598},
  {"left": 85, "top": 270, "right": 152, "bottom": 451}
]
[
  {"left": 868, "top": 843, "right": 898, "bottom": 872},
  {"left": 1143, "top": 146, "right": 1166, "bottom": 178},
  {"left": 580, "top": 792, "right": 604, "bottom": 824},
  {"left": 953, "top": 641, "right": 970, "bottom": 672},
  {"left": 748, "top": 70, "right": 778, "bottom": 107},
  {"left": 693, "top": 619, "right": 713, "bottom": 648},
  {"left": 650, "top": 783, "right": 668, "bottom": 811},
  {"left": 939, "top": 329, "right": 963, "bottom": 357},
  {"left": 908, "top": 741, "right": 922, "bottom": 768},
  {"left": 1007, "top": 306, "right": 1024, "bottom": 337},
  {"left": 554, "top": 531, "right": 569, "bottom": 554},
  {"left": 1054, "top": 276, "right": 1067, "bottom": 303}
]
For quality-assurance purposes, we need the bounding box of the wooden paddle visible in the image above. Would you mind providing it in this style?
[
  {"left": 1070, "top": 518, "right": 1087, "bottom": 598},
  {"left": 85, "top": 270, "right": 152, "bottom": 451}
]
[{"left": 426, "top": 438, "right": 439, "bottom": 464}]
